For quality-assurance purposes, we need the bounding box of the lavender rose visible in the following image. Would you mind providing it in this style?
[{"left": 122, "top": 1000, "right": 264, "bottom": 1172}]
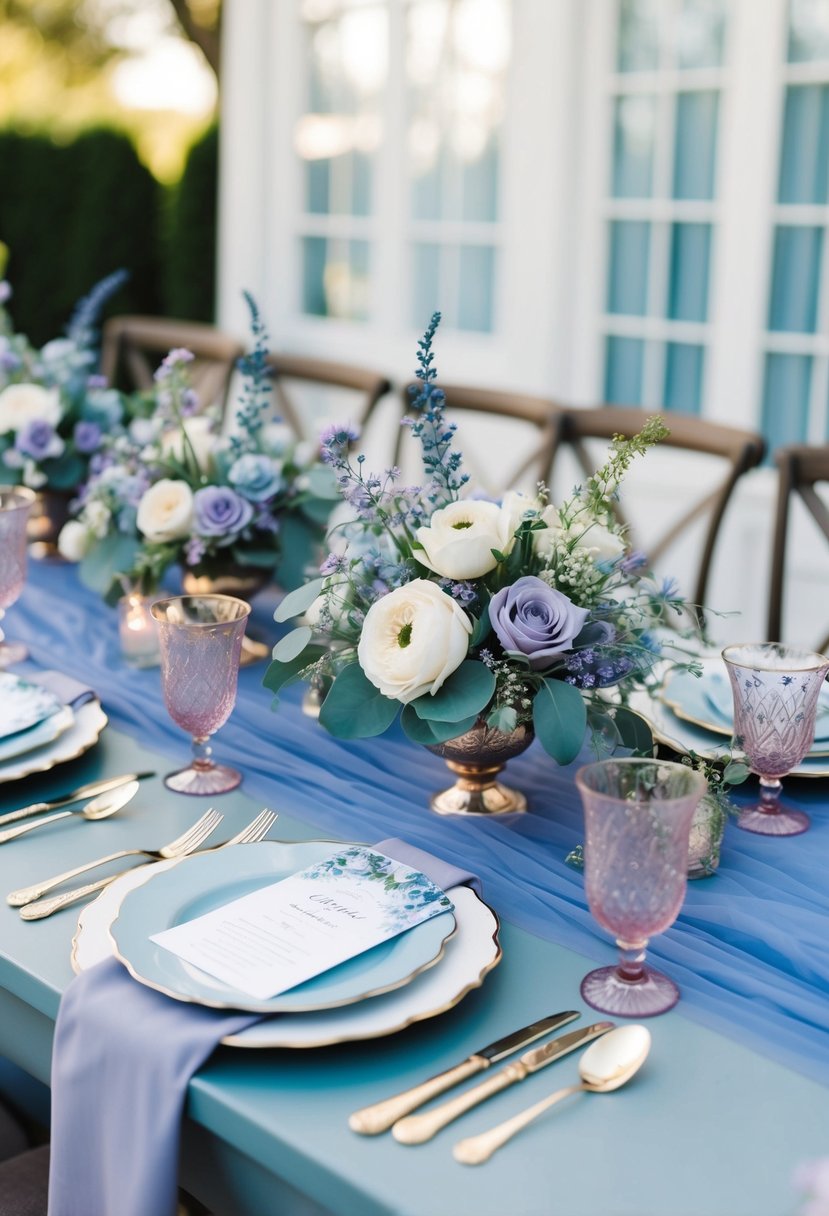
[
  {"left": 73, "top": 420, "right": 102, "bottom": 454},
  {"left": 489, "top": 576, "right": 589, "bottom": 671},
  {"left": 193, "top": 485, "right": 254, "bottom": 541},
  {"left": 15, "top": 419, "right": 64, "bottom": 462}
]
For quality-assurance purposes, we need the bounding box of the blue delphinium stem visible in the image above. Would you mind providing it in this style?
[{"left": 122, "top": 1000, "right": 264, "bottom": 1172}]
[
  {"left": 231, "top": 291, "right": 272, "bottom": 456},
  {"left": 67, "top": 269, "right": 129, "bottom": 351},
  {"left": 406, "top": 311, "right": 468, "bottom": 506}
]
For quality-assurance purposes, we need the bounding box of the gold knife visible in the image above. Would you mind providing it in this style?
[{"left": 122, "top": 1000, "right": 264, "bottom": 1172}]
[
  {"left": 391, "top": 1021, "right": 614, "bottom": 1144},
  {"left": 348, "top": 1010, "right": 579, "bottom": 1135},
  {"left": 0, "top": 772, "right": 155, "bottom": 830}
]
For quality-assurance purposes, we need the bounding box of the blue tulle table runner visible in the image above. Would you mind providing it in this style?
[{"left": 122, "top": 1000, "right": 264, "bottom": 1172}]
[{"left": 14, "top": 559, "right": 829, "bottom": 1087}]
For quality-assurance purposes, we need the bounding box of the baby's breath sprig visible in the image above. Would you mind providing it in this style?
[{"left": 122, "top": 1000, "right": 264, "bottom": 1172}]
[{"left": 560, "top": 416, "right": 670, "bottom": 533}]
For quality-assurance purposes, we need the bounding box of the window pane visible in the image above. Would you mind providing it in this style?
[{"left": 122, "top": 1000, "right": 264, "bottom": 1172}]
[
  {"left": 612, "top": 95, "right": 657, "bottom": 198},
  {"left": 761, "top": 353, "right": 812, "bottom": 452},
  {"left": 677, "top": 0, "right": 726, "bottom": 69},
  {"left": 605, "top": 336, "right": 644, "bottom": 404},
  {"left": 664, "top": 342, "right": 704, "bottom": 413},
  {"left": 607, "top": 221, "right": 650, "bottom": 315},
  {"left": 412, "top": 242, "right": 442, "bottom": 326},
  {"left": 458, "top": 244, "right": 495, "bottom": 331},
  {"left": 302, "top": 237, "right": 370, "bottom": 321},
  {"left": 778, "top": 85, "right": 829, "bottom": 205},
  {"left": 668, "top": 223, "right": 711, "bottom": 322},
  {"left": 788, "top": 0, "right": 829, "bottom": 63},
  {"left": 617, "top": 0, "right": 660, "bottom": 72},
  {"left": 674, "top": 91, "right": 719, "bottom": 199},
  {"left": 768, "top": 226, "right": 823, "bottom": 333}
]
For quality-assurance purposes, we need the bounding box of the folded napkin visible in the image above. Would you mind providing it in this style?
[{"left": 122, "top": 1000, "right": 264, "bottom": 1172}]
[
  {"left": 32, "top": 671, "right": 97, "bottom": 712},
  {"left": 48, "top": 838, "right": 477, "bottom": 1216}
]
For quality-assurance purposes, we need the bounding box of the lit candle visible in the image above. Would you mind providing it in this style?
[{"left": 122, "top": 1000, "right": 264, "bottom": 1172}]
[{"left": 118, "top": 594, "right": 160, "bottom": 668}]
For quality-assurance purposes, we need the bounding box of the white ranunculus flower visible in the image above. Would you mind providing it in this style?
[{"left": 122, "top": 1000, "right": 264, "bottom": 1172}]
[
  {"left": 500, "top": 490, "right": 544, "bottom": 539},
  {"left": 57, "top": 520, "right": 91, "bottom": 563},
  {"left": 0, "top": 383, "right": 62, "bottom": 434},
  {"left": 415, "top": 500, "right": 516, "bottom": 580},
  {"left": 136, "top": 479, "right": 194, "bottom": 543},
  {"left": 160, "top": 416, "right": 215, "bottom": 471},
  {"left": 578, "top": 519, "right": 626, "bottom": 562},
  {"left": 358, "top": 579, "right": 472, "bottom": 704}
]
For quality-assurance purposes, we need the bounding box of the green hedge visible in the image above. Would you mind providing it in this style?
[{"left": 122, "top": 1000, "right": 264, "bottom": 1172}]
[{"left": 0, "top": 124, "right": 219, "bottom": 346}]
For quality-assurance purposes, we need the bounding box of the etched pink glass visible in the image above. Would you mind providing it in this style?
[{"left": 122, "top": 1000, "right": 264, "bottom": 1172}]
[
  {"left": 0, "top": 486, "right": 36, "bottom": 668},
  {"left": 722, "top": 643, "right": 829, "bottom": 837},
  {"left": 576, "top": 758, "right": 707, "bottom": 1017},
  {"left": 151, "top": 595, "right": 250, "bottom": 795}
]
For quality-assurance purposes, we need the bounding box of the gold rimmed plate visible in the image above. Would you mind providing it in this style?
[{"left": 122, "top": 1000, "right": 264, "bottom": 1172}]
[
  {"left": 74, "top": 848, "right": 501, "bottom": 1048},
  {"left": 108, "top": 840, "right": 457, "bottom": 1015},
  {"left": 0, "top": 699, "right": 107, "bottom": 784}
]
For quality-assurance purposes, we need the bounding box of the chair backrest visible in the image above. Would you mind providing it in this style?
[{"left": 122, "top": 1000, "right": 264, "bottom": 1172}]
[
  {"left": 394, "top": 382, "right": 564, "bottom": 496},
  {"left": 265, "top": 354, "right": 392, "bottom": 441},
  {"left": 100, "top": 316, "right": 245, "bottom": 416},
  {"left": 768, "top": 444, "right": 829, "bottom": 651},
  {"left": 549, "top": 406, "right": 766, "bottom": 609}
]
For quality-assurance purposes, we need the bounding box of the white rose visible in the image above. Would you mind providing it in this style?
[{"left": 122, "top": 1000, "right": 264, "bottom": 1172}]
[
  {"left": 357, "top": 578, "right": 472, "bottom": 704},
  {"left": 160, "top": 416, "right": 215, "bottom": 470},
  {"left": 136, "top": 479, "right": 194, "bottom": 543},
  {"left": 57, "top": 520, "right": 91, "bottom": 562},
  {"left": 415, "top": 500, "right": 516, "bottom": 580},
  {"left": 578, "top": 520, "right": 626, "bottom": 562},
  {"left": 0, "top": 383, "right": 62, "bottom": 434}
]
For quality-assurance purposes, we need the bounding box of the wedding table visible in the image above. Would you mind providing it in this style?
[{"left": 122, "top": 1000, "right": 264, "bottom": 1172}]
[{"left": 0, "top": 559, "right": 827, "bottom": 1216}]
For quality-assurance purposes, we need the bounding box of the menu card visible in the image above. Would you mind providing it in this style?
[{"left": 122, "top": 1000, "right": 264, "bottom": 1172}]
[{"left": 150, "top": 846, "right": 453, "bottom": 1001}]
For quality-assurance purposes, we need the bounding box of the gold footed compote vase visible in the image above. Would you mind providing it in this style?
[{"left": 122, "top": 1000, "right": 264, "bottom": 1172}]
[
  {"left": 427, "top": 719, "right": 534, "bottom": 815},
  {"left": 27, "top": 489, "right": 73, "bottom": 559},
  {"left": 182, "top": 567, "right": 270, "bottom": 667}
]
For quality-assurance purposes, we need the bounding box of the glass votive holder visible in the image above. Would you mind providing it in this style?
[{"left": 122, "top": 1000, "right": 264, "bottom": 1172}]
[{"left": 118, "top": 593, "right": 160, "bottom": 668}]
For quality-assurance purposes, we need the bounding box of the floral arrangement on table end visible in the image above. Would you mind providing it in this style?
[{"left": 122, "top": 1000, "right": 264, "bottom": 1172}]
[
  {"left": 0, "top": 264, "right": 128, "bottom": 493},
  {"left": 264, "top": 311, "right": 693, "bottom": 814},
  {"left": 58, "top": 293, "right": 340, "bottom": 602}
]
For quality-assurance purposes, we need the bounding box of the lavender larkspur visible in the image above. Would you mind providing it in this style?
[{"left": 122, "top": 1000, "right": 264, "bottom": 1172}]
[{"left": 265, "top": 312, "right": 688, "bottom": 768}]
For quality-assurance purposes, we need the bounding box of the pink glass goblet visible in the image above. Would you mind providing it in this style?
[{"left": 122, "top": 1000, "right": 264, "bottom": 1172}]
[
  {"left": 151, "top": 594, "right": 251, "bottom": 795},
  {"left": 576, "top": 758, "right": 707, "bottom": 1018},
  {"left": 722, "top": 643, "right": 829, "bottom": 837},
  {"left": 0, "top": 486, "right": 36, "bottom": 668}
]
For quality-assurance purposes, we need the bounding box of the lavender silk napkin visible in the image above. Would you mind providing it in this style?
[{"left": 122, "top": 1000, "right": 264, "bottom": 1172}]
[
  {"left": 48, "top": 838, "right": 478, "bottom": 1216},
  {"left": 33, "top": 671, "right": 97, "bottom": 712}
]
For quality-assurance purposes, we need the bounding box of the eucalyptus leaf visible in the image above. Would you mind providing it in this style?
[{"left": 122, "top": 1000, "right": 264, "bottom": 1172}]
[
  {"left": 274, "top": 576, "right": 325, "bottom": 623},
  {"left": 486, "top": 705, "right": 518, "bottom": 733},
  {"left": 412, "top": 660, "right": 496, "bottom": 723},
  {"left": 723, "top": 760, "right": 751, "bottom": 785},
  {"left": 401, "top": 706, "right": 479, "bottom": 746},
  {"left": 263, "top": 643, "right": 326, "bottom": 697},
  {"left": 613, "top": 707, "right": 654, "bottom": 755},
  {"left": 318, "top": 663, "right": 400, "bottom": 739},
  {"left": 45, "top": 455, "right": 85, "bottom": 490},
  {"left": 79, "top": 531, "right": 140, "bottom": 594},
  {"left": 274, "top": 513, "right": 324, "bottom": 594},
  {"left": 306, "top": 466, "right": 341, "bottom": 499},
  {"left": 271, "top": 626, "right": 313, "bottom": 664},
  {"left": 231, "top": 545, "right": 279, "bottom": 569},
  {"left": 532, "top": 679, "right": 587, "bottom": 765},
  {"left": 300, "top": 496, "right": 338, "bottom": 526}
]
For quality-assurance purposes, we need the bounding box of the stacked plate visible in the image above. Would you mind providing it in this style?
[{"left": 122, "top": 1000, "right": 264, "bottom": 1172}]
[
  {"left": 0, "top": 673, "right": 107, "bottom": 783},
  {"left": 628, "top": 654, "right": 829, "bottom": 777},
  {"left": 72, "top": 839, "right": 502, "bottom": 1049}
]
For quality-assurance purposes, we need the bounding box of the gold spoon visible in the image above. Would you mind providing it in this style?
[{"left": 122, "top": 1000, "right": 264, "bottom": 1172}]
[
  {"left": 0, "top": 781, "right": 139, "bottom": 845},
  {"left": 453, "top": 1024, "right": 651, "bottom": 1166}
]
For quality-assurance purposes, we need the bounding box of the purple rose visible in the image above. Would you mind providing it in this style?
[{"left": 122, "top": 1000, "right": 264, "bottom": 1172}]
[
  {"left": 489, "top": 576, "right": 589, "bottom": 671},
  {"left": 73, "top": 420, "right": 102, "bottom": 454},
  {"left": 15, "top": 420, "right": 64, "bottom": 462},
  {"left": 193, "top": 485, "right": 254, "bottom": 541}
]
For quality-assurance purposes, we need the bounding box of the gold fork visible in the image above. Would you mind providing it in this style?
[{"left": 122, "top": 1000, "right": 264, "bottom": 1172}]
[{"left": 17, "top": 808, "right": 278, "bottom": 920}]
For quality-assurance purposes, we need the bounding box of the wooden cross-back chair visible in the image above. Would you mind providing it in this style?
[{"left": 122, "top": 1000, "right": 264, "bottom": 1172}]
[
  {"left": 265, "top": 354, "right": 392, "bottom": 441},
  {"left": 394, "top": 383, "right": 565, "bottom": 495},
  {"left": 767, "top": 444, "right": 829, "bottom": 651},
  {"left": 549, "top": 407, "right": 766, "bottom": 609},
  {"left": 100, "top": 316, "right": 245, "bottom": 416}
]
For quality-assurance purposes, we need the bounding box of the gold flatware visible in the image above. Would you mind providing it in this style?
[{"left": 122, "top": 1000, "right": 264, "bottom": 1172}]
[
  {"left": 348, "top": 1010, "right": 580, "bottom": 1135},
  {"left": 17, "top": 808, "right": 276, "bottom": 919},
  {"left": 453, "top": 1024, "right": 652, "bottom": 1165},
  {"left": 393, "top": 1020, "right": 614, "bottom": 1145},
  {"left": 0, "top": 781, "right": 140, "bottom": 846},
  {"left": 0, "top": 771, "right": 155, "bottom": 830}
]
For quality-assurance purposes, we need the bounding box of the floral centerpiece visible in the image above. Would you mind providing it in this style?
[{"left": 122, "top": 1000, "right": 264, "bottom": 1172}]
[
  {"left": 264, "top": 312, "right": 685, "bottom": 815},
  {"left": 0, "top": 269, "right": 127, "bottom": 496},
  {"left": 58, "top": 295, "right": 340, "bottom": 602}
]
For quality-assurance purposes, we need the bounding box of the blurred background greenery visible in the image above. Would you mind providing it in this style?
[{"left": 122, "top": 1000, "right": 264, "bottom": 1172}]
[{"left": 0, "top": 0, "right": 222, "bottom": 343}]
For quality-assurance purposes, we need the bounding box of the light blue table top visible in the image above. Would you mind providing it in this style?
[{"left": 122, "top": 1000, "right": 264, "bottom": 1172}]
[{"left": 0, "top": 720, "right": 827, "bottom": 1216}]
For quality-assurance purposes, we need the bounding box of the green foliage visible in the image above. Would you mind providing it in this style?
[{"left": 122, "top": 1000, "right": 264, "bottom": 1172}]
[
  {"left": 318, "top": 663, "right": 400, "bottom": 739},
  {"left": 401, "top": 705, "right": 479, "bottom": 746},
  {"left": 532, "top": 679, "right": 587, "bottom": 765},
  {"left": 0, "top": 127, "right": 160, "bottom": 345},
  {"left": 164, "top": 124, "right": 218, "bottom": 320},
  {"left": 412, "top": 661, "right": 496, "bottom": 724},
  {"left": 263, "top": 644, "right": 326, "bottom": 699}
]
